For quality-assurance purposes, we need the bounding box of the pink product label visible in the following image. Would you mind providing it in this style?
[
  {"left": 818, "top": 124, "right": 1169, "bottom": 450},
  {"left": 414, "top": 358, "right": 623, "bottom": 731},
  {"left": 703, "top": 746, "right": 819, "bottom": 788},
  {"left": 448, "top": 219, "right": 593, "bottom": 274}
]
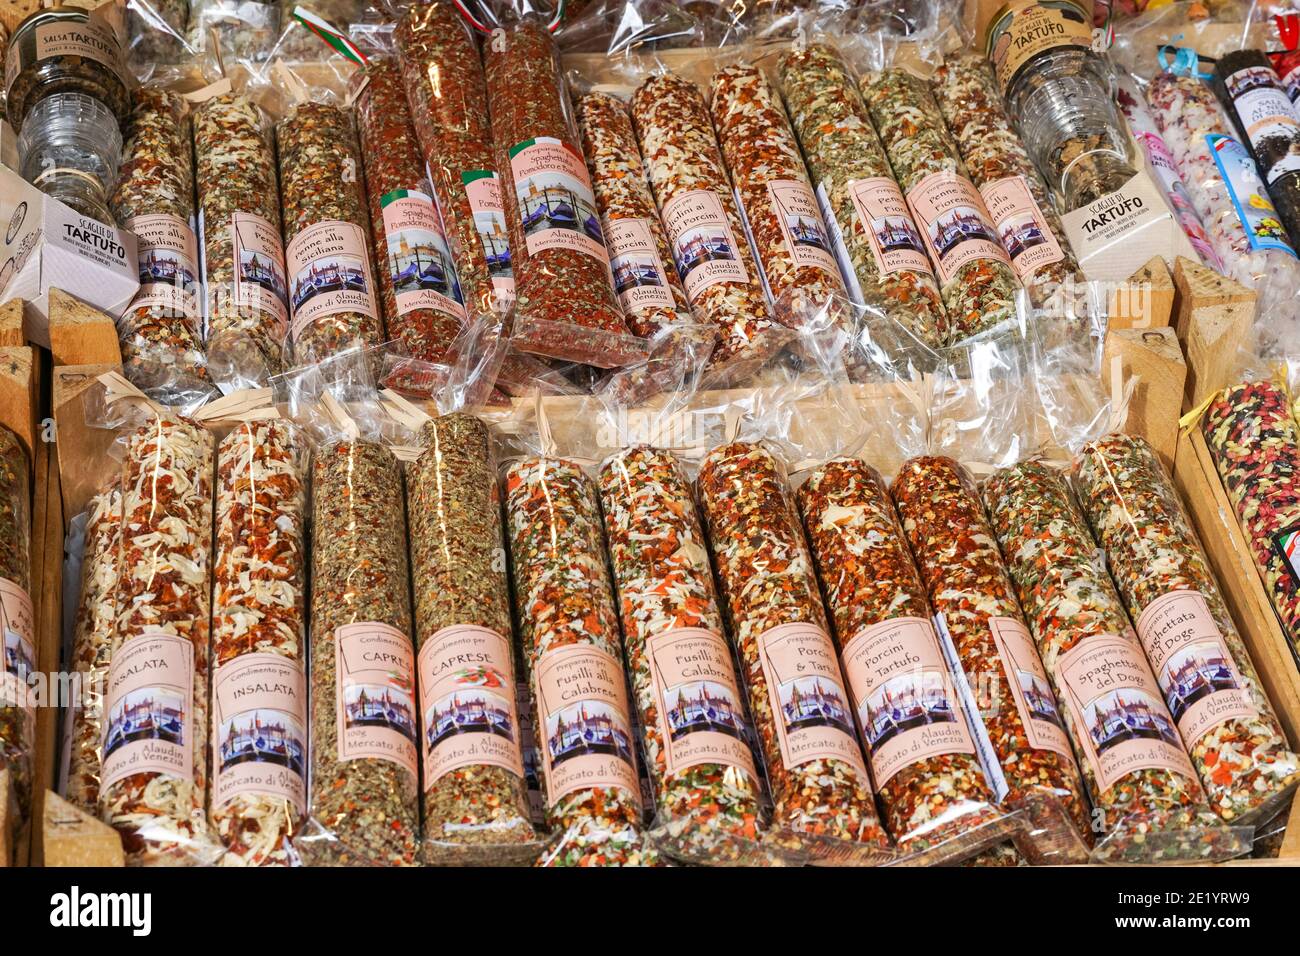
[
  {"left": 905, "top": 171, "right": 1010, "bottom": 285},
  {"left": 978, "top": 175, "right": 1065, "bottom": 282},
  {"left": 847, "top": 177, "right": 935, "bottom": 278},
  {"left": 100, "top": 630, "right": 195, "bottom": 790},
  {"left": 210, "top": 653, "right": 307, "bottom": 812},
  {"left": 417, "top": 624, "right": 525, "bottom": 789},
  {"left": 1055, "top": 635, "right": 1197, "bottom": 794},
  {"left": 766, "top": 179, "right": 840, "bottom": 275},
  {"left": 535, "top": 643, "right": 640, "bottom": 808},
  {"left": 124, "top": 214, "right": 201, "bottom": 323},
  {"left": 840, "top": 616, "right": 976, "bottom": 789},
  {"left": 0, "top": 578, "right": 35, "bottom": 726},
  {"left": 509, "top": 137, "right": 610, "bottom": 266},
  {"left": 462, "top": 170, "right": 515, "bottom": 308},
  {"left": 606, "top": 217, "right": 675, "bottom": 315},
  {"left": 231, "top": 211, "right": 289, "bottom": 330},
  {"left": 647, "top": 627, "right": 758, "bottom": 781},
  {"left": 1136, "top": 591, "right": 1259, "bottom": 745},
  {"left": 758, "top": 622, "right": 869, "bottom": 782},
  {"left": 286, "top": 219, "right": 378, "bottom": 341},
  {"left": 1135, "top": 133, "right": 1223, "bottom": 269},
  {"left": 988, "top": 616, "right": 1073, "bottom": 761},
  {"left": 334, "top": 622, "right": 418, "bottom": 776},
  {"left": 380, "top": 189, "right": 467, "bottom": 323},
  {"left": 661, "top": 189, "right": 749, "bottom": 302}
]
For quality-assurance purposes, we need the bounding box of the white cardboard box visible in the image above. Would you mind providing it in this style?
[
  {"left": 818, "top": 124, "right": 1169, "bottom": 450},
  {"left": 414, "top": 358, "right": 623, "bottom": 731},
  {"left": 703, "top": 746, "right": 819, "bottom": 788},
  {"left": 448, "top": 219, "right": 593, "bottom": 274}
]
[{"left": 0, "top": 165, "right": 138, "bottom": 347}]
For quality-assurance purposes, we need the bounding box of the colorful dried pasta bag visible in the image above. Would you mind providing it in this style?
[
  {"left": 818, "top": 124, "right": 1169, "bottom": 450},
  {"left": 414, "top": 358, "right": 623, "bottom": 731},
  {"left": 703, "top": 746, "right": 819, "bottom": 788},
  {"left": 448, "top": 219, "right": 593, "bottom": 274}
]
[
  {"left": 504, "top": 437, "right": 660, "bottom": 866},
  {"left": 796, "top": 457, "right": 1019, "bottom": 865},
  {"left": 0, "top": 428, "right": 33, "bottom": 839},
  {"left": 708, "top": 62, "right": 851, "bottom": 330},
  {"left": 377, "top": 394, "right": 541, "bottom": 865},
  {"left": 1074, "top": 432, "right": 1300, "bottom": 826},
  {"left": 483, "top": 18, "right": 645, "bottom": 368},
  {"left": 209, "top": 416, "right": 310, "bottom": 866},
  {"left": 984, "top": 458, "right": 1252, "bottom": 863},
  {"left": 776, "top": 41, "right": 949, "bottom": 349}
]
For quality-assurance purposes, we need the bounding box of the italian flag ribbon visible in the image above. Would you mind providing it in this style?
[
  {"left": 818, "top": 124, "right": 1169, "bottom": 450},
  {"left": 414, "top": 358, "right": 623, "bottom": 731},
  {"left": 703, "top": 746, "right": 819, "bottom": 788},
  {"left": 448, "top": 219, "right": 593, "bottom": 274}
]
[
  {"left": 292, "top": 6, "right": 368, "bottom": 64},
  {"left": 451, "top": 0, "right": 566, "bottom": 34}
]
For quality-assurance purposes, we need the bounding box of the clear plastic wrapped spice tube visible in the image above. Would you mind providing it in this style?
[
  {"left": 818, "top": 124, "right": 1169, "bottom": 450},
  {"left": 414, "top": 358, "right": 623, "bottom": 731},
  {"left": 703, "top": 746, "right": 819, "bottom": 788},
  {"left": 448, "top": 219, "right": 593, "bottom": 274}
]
[
  {"left": 1074, "top": 433, "right": 1300, "bottom": 826},
  {"left": 277, "top": 102, "right": 385, "bottom": 368},
  {"left": 796, "top": 458, "right": 1015, "bottom": 865},
  {"left": 506, "top": 455, "right": 659, "bottom": 866},
  {"left": 598, "top": 445, "right": 775, "bottom": 865},
  {"left": 697, "top": 441, "right": 892, "bottom": 864},
  {"left": 484, "top": 19, "right": 643, "bottom": 368},
  {"left": 984, "top": 459, "right": 1251, "bottom": 863},
  {"left": 861, "top": 69, "right": 1020, "bottom": 343},
  {"left": 99, "top": 414, "right": 222, "bottom": 866},
  {"left": 0, "top": 429, "right": 32, "bottom": 834},
  {"left": 18, "top": 91, "right": 122, "bottom": 223},
  {"left": 110, "top": 86, "right": 209, "bottom": 401},
  {"left": 777, "top": 43, "right": 948, "bottom": 348},
  {"left": 297, "top": 438, "right": 420, "bottom": 866},
  {"left": 407, "top": 414, "right": 538, "bottom": 865},
  {"left": 195, "top": 93, "right": 289, "bottom": 382},
  {"left": 209, "top": 420, "right": 309, "bottom": 867},
  {"left": 4, "top": 5, "right": 130, "bottom": 132},
  {"left": 125, "top": 0, "right": 190, "bottom": 68},
  {"left": 891, "top": 456, "right": 1092, "bottom": 865}
]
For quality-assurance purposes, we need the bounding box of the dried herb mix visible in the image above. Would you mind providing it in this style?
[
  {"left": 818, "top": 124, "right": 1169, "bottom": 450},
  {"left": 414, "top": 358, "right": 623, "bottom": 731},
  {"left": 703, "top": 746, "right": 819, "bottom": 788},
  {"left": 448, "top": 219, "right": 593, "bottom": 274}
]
[{"left": 0, "top": 429, "right": 31, "bottom": 831}]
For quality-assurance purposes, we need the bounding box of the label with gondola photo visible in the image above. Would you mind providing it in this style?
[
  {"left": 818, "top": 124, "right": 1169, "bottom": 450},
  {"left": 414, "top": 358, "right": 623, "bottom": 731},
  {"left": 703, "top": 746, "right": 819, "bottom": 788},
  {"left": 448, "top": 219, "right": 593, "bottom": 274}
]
[
  {"left": 606, "top": 217, "right": 675, "bottom": 316},
  {"left": 509, "top": 137, "right": 609, "bottom": 264},
  {"left": 211, "top": 653, "right": 307, "bottom": 812},
  {"left": 101, "top": 630, "right": 195, "bottom": 790},
  {"left": 0, "top": 578, "right": 35, "bottom": 729},
  {"left": 333, "top": 622, "right": 418, "bottom": 775},
  {"left": 906, "top": 171, "right": 1010, "bottom": 285},
  {"left": 662, "top": 189, "right": 749, "bottom": 301},
  {"left": 462, "top": 169, "right": 516, "bottom": 308},
  {"left": 381, "top": 188, "right": 466, "bottom": 322},
  {"left": 979, "top": 175, "right": 1065, "bottom": 282},
  {"left": 989, "top": 616, "right": 1072, "bottom": 760},
  {"left": 767, "top": 179, "right": 839, "bottom": 274},
  {"left": 286, "top": 219, "right": 379, "bottom": 342},
  {"left": 123, "top": 213, "right": 201, "bottom": 324},
  {"left": 230, "top": 210, "right": 289, "bottom": 332}
]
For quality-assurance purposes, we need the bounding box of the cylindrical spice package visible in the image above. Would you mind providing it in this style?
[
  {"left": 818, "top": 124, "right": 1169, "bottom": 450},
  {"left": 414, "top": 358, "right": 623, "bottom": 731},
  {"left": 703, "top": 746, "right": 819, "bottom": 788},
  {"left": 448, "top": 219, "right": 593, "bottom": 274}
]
[
  {"left": 891, "top": 456, "right": 1091, "bottom": 865},
  {"left": 1075, "top": 433, "right": 1300, "bottom": 825},
  {"left": 861, "top": 69, "right": 1021, "bottom": 343},
  {"left": 1145, "top": 71, "right": 1300, "bottom": 300},
  {"left": 297, "top": 438, "right": 419, "bottom": 866},
  {"left": 483, "top": 20, "right": 644, "bottom": 368},
  {"left": 931, "top": 55, "right": 1082, "bottom": 311},
  {"left": 99, "top": 414, "right": 223, "bottom": 865},
  {"left": 126, "top": 0, "right": 190, "bottom": 67},
  {"left": 355, "top": 58, "right": 467, "bottom": 368},
  {"left": 796, "top": 458, "right": 1015, "bottom": 865},
  {"left": 709, "top": 63, "right": 849, "bottom": 329},
  {"left": 111, "top": 87, "right": 210, "bottom": 401},
  {"left": 1203, "top": 379, "right": 1300, "bottom": 653},
  {"left": 209, "top": 420, "right": 309, "bottom": 867},
  {"left": 277, "top": 101, "right": 385, "bottom": 368},
  {"left": 697, "top": 442, "right": 893, "bottom": 864},
  {"left": 407, "top": 413, "right": 538, "bottom": 865},
  {"left": 984, "top": 459, "right": 1251, "bottom": 863},
  {"left": 598, "top": 445, "right": 776, "bottom": 866},
  {"left": 66, "top": 485, "right": 123, "bottom": 814},
  {"left": 631, "top": 72, "right": 787, "bottom": 375},
  {"left": 0, "top": 429, "right": 32, "bottom": 831},
  {"left": 577, "top": 91, "right": 694, "bottom": 341},
  {"left": 395, "top": 0, "right": 514, "bottom": 323},
  {"left": 1215, "top": 50, "right": 1300, "bottom": 243},
  {"left": 776, "top": 43, "right": 948, "bottom": 348},
  {"left": 195, "top": 92, "right": 289, "bottom": 382},
  {"left": 505, "top": 455, "right": 659, "bottom": 866}
]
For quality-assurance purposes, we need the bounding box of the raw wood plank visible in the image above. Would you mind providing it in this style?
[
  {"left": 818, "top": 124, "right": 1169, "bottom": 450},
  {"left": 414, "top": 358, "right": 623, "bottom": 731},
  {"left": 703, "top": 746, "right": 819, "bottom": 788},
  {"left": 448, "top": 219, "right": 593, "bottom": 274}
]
[
  {"left": 0, "top": 346, "right": 35, "bottom": 459},
  {"left": 1171, "top": 257, "right": 1255, "bottom": 404},
  {"left": 1107, "top": 256, "right": 1175, "bottom": 331},
  {"left": 0, "top": 300, "right": 24, "bottom": 347},
  {"left": 47, "top": 289, "right": 122, "bottom": 369},
  {"left": 52, "top": 363, "right": 119, "bottom": 527},
  {"left": 0, "top": 769, "right": 10, "bottom": 866},
  {"left": 30, "top": 433, "right": 62, "bottom": 867},
  {"left": 1101, "top": 326, "right": 1187, "bottom": 471},
  {"left": 42, "top": 791, "right": 124, "bottom": 868}
]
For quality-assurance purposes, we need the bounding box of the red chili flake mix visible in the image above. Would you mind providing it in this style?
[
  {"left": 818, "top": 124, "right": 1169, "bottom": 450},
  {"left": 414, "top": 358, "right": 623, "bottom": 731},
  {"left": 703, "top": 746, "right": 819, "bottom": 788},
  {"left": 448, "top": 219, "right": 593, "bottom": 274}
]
[
  {"left": 209, "top": 420, "right": 309, "bottom": 867},
  {"left": 1203, "top": 378, "right": 1300, "bottom": 654},
  {"left": 277, "top": 101, "right": 385, "bottom": 368},
  {"left": 505, "top": 455, "right": 659, "bottom": 866},
  {"left": 697, "top": 441, "right": 892, "bottom": 864},
  {"left": 630, "top": 72, "right": 787, "bottom": 377},
  {"left": 395, "top": 0, "right": 514, "bottom": 323},
  {"left": 577, "top": 91, "right": 696, "bottom": 341},
  {"left": 797, "top": 458, "right": 1013, "bottom": 864},
  {"left": 891, "top": 456, "right": 1091, "bottom": 865},
  {"left": 598, "top": 445, "right": 776, "bottom": 865},
  {"left": 355, "top": 58, "right": 468, "bottom": 369},
  {"left": 1074, "top": 433, "right": 1300, "bottom": 825},
  {"left": 984, "top": 459, "right": 1248, "bottom": 863},
  {"left": 484, "top": 20, "right": 644, "bottom": 369},
  {"left": 709, "top": 63, "right": 850, "bottom": 329}
]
